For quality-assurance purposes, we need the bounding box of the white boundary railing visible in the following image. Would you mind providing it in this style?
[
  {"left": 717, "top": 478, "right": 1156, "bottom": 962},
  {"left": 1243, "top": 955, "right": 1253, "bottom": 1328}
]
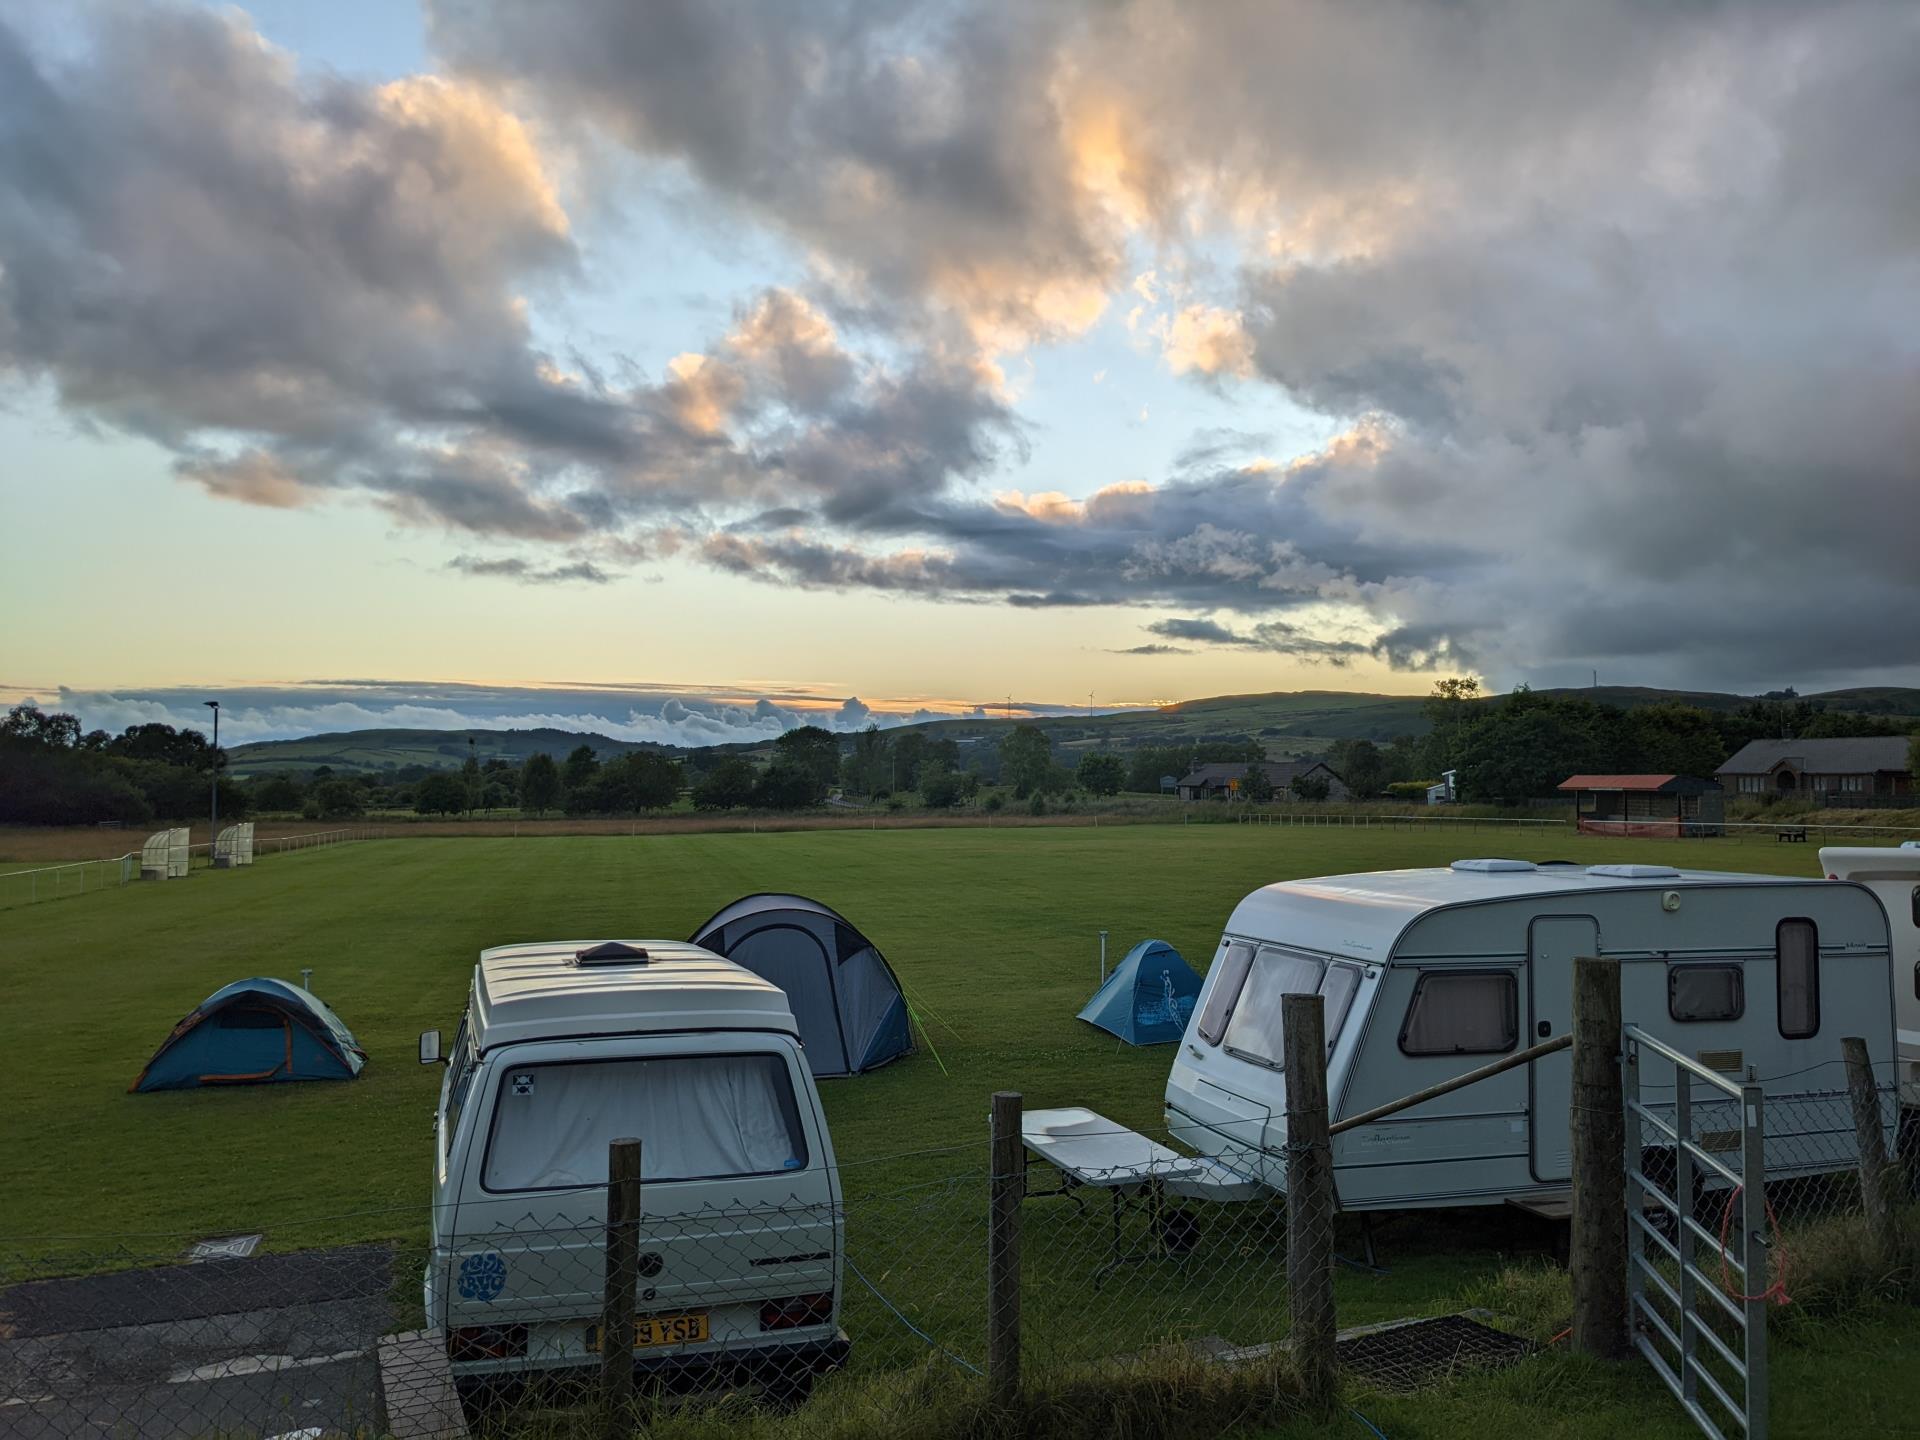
[{"left": 1, "top": 828, "right": 375, "bottom": 911}]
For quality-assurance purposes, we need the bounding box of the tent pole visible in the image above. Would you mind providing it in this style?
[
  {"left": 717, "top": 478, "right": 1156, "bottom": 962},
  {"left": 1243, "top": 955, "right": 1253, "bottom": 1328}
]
[{"left": 1099, "top": 929, "right": 1108, "bottom": 983}]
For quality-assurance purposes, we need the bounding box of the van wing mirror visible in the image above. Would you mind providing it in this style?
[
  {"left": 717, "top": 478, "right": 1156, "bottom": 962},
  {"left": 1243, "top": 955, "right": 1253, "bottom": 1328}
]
[{"left": 419, "top": 1029, "right": 444, "bottom": 1066}]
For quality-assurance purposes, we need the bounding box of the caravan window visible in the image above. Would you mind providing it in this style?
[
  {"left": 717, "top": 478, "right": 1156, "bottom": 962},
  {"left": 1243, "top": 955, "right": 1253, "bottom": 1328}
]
[
  {"left": 482, "top": 1054, "right": 808, "bottom": 1192},
  {"left": 1320, "top": 965, "right": 1361, "bottom": 1053},
  {"left": 1196, "top": 943, "right": 1255, "bottom": 1046},
  {"left": 1222, "top": 949, "right": 1325, "bottom": 1068},
  {"left": 1776, "top": 919, "right": 1820, "bottom": 1039},
  {"left": 1398, "top": 971, "right": 1517, "bottom": 1056},
  {"left": 1668, "top": 965, "right": 1744, "bottom": 1024}
]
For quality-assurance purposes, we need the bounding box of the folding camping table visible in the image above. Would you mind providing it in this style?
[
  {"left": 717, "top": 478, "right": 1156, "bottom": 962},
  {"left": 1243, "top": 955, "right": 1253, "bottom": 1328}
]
[{"left": 1018, "top": 1107, "right": 1264, "bottom": 1285}]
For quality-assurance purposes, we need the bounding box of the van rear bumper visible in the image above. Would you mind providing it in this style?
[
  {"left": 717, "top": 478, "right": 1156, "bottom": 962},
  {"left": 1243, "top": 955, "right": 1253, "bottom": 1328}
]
[
  {"left": 630, "top": 1327, "right": 851, "bottom": 1384},
  {"left": 449, "top": 1328, "right": 851, "bottom": 1389}
]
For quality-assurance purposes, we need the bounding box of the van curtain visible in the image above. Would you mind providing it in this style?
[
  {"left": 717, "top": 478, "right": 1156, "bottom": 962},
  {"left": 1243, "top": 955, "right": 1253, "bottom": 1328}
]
[{"left": 484, "top": 1056, "right": 804, "bottom": 1190}]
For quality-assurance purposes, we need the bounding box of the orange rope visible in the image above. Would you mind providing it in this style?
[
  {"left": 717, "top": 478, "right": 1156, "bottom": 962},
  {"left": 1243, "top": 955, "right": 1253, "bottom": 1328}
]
[{"left": 1716, "top": 1185, "right": 1791, "bottom": 1306}]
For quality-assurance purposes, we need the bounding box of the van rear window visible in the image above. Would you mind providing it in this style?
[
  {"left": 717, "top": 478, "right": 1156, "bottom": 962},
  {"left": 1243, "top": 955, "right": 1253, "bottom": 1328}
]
[
  {"left": 482, "top": 1054, "right": 808, "bottom": 1192},
  {"left": 1398, "top": 971, "right": 1517, "bottom": 1056}
]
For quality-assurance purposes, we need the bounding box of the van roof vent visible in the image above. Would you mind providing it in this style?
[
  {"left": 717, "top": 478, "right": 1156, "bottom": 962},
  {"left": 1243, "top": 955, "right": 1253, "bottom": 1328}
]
[
  {"left": 1450, "top": 858, "right": 1537, "bottom": 873},
  {"left": 1585, "top": 864, "right": 1681, "bottom": 880},
  {"left": 572, "top": 941, "right": 651, "bottom": 966}
]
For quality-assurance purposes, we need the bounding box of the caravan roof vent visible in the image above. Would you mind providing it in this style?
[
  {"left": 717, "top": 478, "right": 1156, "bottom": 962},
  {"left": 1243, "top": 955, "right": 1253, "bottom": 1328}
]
[
  {"left": 1449, "top": 858, "right": 1537, "bottom": 874},
  {"left": 1585, "top": 864, "right": 1681, "bottom": 880},
  {"left": 572, "top": 941, "right": 651, "bottom": 966}
]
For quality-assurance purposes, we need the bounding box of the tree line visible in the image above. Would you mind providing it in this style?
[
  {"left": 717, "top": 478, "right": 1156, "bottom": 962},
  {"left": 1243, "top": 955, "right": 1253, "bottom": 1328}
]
[{"left": 5, "top": 688, "right": 1913, "bottom": 827}]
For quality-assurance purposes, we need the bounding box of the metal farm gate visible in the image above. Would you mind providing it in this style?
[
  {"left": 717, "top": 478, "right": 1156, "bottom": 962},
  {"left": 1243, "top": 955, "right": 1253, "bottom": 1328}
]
[{"left": 1623, "top": 1025, "right": 1769, "bottom": 1440}]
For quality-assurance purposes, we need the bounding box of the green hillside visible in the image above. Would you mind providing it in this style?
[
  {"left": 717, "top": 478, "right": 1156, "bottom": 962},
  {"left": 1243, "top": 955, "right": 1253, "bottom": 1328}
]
[
  {"left": 226, "top": 726, "right": 662, "bottom": 776},
  {"left": 225, "top": 685, "right": 1920, "bottom": 775}
]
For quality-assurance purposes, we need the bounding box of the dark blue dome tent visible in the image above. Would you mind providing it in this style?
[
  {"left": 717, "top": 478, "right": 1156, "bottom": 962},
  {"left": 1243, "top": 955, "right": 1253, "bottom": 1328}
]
[
  {"left": 131, "top": 978, "right": 366, "bottom": 1092},
  {"left": 1077, "top": 939, "right": 1202, "bottom": 1045},
  {"left": 689, "top": 894, "right": 913, "bottom": 1077}
]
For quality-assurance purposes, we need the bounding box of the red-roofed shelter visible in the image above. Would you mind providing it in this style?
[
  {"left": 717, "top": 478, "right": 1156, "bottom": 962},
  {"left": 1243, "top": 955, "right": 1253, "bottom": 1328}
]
[{"left": 1557, "top": 773, "right": 1724, "bottom": 837}]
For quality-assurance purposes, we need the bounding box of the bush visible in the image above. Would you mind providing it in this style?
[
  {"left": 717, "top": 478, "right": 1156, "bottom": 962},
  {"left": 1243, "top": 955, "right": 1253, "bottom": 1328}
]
[
  {"left": 691, "top": 757, "right": 757, "bottom": 811},
  {"left": 1028, "top": 792, "right": 1048, "bottom": 816},
  {"left": 753, "top": 757, "right": 823, "bottom": 810},
  {"left": 310, "top": 779, "right": 365, "bottom": 819},
  {"left": 1771, "top": 1203, "right": 1920, "bottom": 1329},
  {"left": 983, "top": 793, "right": 1004, "bottom": 813},
  {"left": 414, "top": 772, "right": 467, "bottom": 816}
]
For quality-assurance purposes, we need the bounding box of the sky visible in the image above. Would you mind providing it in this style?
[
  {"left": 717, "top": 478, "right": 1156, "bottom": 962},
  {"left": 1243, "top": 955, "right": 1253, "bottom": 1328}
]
[{"left": 1, "top": 1, "right": 1916, "bottom": 745}]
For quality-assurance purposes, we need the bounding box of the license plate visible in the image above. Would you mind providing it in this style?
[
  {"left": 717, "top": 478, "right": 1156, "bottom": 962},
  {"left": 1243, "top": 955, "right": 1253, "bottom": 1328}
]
[{"left": 587, "top": 1313, "right": 709, "bottom": 1351}]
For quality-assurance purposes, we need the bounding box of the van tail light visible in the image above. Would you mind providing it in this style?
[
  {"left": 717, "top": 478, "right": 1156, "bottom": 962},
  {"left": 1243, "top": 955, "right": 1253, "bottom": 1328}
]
[
  {"left": 759, "top": 1292, "right": 834, "bottom": 1331},
  {"left": 450, "top": 1324, "right": 528, "bottom": 1361}
]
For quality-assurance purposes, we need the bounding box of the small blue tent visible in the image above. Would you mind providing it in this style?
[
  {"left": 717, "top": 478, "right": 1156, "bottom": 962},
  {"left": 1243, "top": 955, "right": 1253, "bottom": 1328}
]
[
  {"left": 132, "top": 978, "right": 366, "bottom": 1092},
  {"left": 1077, "top": 939, "right": 1202, "bottom": 1045}
]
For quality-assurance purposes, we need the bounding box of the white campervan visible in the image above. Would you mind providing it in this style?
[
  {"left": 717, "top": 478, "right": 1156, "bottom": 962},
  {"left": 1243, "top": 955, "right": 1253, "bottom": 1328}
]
[
  {"left": 1164, "top": 861, "right": 1897, "bottom": 1211},
  {"left": 1820, "top": 844, "right": 1920, "bottom": 1105},
  {"left": 420, "top": 940, "right": 847, "bottom": 1397}
]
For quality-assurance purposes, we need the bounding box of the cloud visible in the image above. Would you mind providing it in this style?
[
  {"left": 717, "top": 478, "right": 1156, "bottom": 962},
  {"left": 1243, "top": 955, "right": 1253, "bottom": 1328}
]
[
  {"left": 447, "top": 555, "right": 613, "bottom": 584},
  {"left": 1145, "top": 615, "right": 1377, "bottom": 667},
  {"left": 1111, "top": 643, "right": 1191, "bottom": 655},
  {"left": 1158, "top": 305, "right": 1255, "bottom": 378},
  {"left": 1148, "top": 617, "right": 1259, "bottom": 648},
  {"left": 0, "top": 8, "right": 1015, "bottom": 550},
  {"left": 7, "top": 3, "right": 1919, "bottom": 693},
  {"left": 41, "top": 680, "right": 1110, "bottom": 749}
]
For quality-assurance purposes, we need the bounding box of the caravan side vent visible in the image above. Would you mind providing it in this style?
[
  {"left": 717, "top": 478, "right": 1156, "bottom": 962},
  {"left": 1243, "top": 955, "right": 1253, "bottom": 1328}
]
[
  {"left": 1585, "top": 864, "right": 1681, "bottom": 880},
  {"left": 1449, "top": 859, "right": 1537, "bottom": 873},
  {"left": 572, "top": 942, "right": 651, "bottom": 966}
]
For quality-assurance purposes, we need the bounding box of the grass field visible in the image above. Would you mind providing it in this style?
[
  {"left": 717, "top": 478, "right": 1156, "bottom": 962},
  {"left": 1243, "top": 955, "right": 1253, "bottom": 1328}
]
[{"left": 2, "top": 825, "right": 1912, "bottom": 1437}]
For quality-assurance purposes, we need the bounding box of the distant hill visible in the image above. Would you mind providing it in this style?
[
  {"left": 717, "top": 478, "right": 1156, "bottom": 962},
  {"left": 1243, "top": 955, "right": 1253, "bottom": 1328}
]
[
  {"left": 226, "top": 726, "right": 663, "bottom": 776},
  {"left": 225, "top": 685, "right": 1920, "bottom": 774}
]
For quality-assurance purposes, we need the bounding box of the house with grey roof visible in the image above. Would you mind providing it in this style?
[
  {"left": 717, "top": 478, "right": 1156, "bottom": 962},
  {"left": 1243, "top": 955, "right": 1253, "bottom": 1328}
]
[
  {"left": 1715, "top": 737, "right": 1913, "bottom": 802},
  {"left": 1176, "top": 760, "right": 1349, "bottom": 802}
]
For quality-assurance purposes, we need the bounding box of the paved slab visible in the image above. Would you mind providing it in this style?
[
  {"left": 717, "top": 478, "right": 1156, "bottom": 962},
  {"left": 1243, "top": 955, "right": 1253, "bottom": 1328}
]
[{"left": 0, "top": 1245, "right": 396, "bottom": 1439}]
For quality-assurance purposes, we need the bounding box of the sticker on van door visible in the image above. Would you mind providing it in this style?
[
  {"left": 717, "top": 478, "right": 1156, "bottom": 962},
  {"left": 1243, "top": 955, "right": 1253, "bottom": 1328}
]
[
  {"left": 458, "top": 1251, "right": 507, "bottom": 1302},
  {"left": 510, "top": 1073, "right": 534, "bottom": 1096}
]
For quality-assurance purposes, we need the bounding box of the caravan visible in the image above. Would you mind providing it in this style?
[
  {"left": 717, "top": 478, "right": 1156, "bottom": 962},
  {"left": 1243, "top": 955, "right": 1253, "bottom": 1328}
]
[
  {"left": 420, "top": 940, "right": 848, "bottom": 1397},
  {"left": 1820, "top": 844, "right": 1920, "bottom": 1105},
  {"left": 1163, "top": 860, "right": 1896, "bottom": 1211}
]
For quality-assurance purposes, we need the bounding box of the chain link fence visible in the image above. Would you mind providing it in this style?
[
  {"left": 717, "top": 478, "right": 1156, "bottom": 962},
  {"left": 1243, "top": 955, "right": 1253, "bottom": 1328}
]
[{"left": 2, "top": 1059, "right": 1911, "bottom": 1439}]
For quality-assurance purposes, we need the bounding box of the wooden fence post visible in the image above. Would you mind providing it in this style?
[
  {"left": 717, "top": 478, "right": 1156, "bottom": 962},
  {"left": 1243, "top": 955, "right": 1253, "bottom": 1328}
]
[
  {"left": 1282, "top": 992, "right": 1336, "bottom": 1409},
  {"left": 988, "top": 1091, "right": 1024, "bottom": 1408},
  {"left": 1570, "top": 957, "right": 1628, "bottom": 1360},
  {"left": 602, "top": 1137, "right": 642, "bottom": 1434},
  {"left": 1841, "top": 1037, "right": 1896, "bottom": 1267}
]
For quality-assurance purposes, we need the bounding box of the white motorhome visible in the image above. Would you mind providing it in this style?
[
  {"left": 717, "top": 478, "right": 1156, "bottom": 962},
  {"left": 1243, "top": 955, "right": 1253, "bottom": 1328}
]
[
  {"left": 1820, "top": 844, "right": 1920, "bottom": 1104},
  {"left": 1163, "top": 861, "right": 1896, "bottom": 1211},
  {"left": 420, "top": 940, "right": 847, "bottom": 1396}
]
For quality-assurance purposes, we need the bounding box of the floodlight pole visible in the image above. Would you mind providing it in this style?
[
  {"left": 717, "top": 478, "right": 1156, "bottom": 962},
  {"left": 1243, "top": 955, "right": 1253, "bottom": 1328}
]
[{"left": 203, "top": 701, "right": 220, "bottom": 848}]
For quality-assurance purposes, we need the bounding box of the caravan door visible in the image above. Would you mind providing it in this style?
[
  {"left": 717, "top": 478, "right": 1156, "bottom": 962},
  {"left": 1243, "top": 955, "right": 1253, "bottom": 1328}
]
[{"left": 1527, "top": 915, "right": 1599, "bottom": 1183}]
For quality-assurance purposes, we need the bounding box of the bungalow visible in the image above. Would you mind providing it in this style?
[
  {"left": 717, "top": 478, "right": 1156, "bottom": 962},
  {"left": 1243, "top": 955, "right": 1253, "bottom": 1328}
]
[
  {"left": 1176, "top": 760, "right": 1350, "bottom": 802},
  {"left": 1557, "top": 773, "right": 1724, "bottom": 838},
  {"left": 1715, "top": 738, "right": 1913, "bottom": 802}
]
